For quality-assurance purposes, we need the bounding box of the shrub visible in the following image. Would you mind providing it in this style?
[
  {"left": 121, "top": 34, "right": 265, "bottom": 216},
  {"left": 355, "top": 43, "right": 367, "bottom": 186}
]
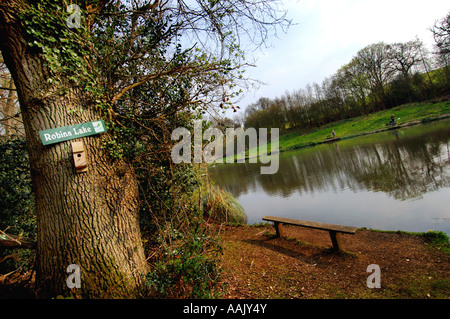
[
  {"left": 0, "top": 136, "right": 35, "bottom": 238},
  {"left": 420, "top": 231, "right": 450, "bottom": 253},
  {"left": 203, "top": 184, "right": 247, "bottom": 225},
  {"left": 144, "top": 221, "right": 223, "bottom": 298},
  {"left": 0, "top": 135, "right": 36, "bottom": 274}
]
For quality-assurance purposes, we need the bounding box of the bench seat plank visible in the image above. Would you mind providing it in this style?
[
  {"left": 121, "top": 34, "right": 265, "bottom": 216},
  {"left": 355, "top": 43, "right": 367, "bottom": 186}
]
[
  {"left": 262, "top": 216, "right": 357, "bottom": 234},
  {"left": 262, "top": 216, "right": 358, "bottom": 251}
]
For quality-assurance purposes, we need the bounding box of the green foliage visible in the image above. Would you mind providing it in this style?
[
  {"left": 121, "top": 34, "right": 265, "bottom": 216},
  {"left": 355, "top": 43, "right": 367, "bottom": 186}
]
[
  {"left": 420, "top": 231, "right": 450, "bottom": 253},
  {"left": 420, "top": 230, "right": 449, "bottom": 244},
  {"left": 132, "top": 120, "right": 227, "bottom": 298},
  {"left": 20, "top": 1, "right": 98, "bottom": 91},
  {"left": 0, "top": 136, "right": 36, "bottom": 274},
  {"left": 145, "top": 221, "right": 223, "bottom": 299},
  {"left": 0, "top": 136, "right": 35, "bottom": 238}
]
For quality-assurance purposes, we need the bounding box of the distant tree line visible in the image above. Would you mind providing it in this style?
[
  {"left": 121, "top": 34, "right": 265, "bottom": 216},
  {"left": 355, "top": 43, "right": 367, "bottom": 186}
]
[{"left": 243, "top": 12, "right": 450, "bottom": 132}]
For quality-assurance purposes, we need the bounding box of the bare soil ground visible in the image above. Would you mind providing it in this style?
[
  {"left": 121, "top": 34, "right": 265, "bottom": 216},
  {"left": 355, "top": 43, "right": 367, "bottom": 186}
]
[
  {"left": 1, "top": 225, "right": 449, "bottom": 299},
  {"left": 217, "top": 225, "right": 450, "bottom": 299}
]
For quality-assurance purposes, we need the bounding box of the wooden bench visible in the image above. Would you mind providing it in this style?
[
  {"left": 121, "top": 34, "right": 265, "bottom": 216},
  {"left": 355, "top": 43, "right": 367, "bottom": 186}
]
[{"left": 262, "top": 216, "right": 358, "bottom": 252}]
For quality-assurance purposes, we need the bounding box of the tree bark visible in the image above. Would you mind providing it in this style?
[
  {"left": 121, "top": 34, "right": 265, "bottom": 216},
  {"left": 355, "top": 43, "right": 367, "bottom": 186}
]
[{"left": 0, "top": 2, "right": 148, "bottom": 298}]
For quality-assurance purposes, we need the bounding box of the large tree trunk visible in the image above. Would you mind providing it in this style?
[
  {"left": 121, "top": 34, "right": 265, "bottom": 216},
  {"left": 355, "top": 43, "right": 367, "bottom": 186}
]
[{"left": 0, "top": 2, "right": 148, "bottom": 298}]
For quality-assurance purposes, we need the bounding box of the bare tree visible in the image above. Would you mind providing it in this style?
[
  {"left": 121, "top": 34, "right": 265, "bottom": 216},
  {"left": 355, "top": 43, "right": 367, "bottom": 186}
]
[
  {"left": 354, "top": 42, "right": 394, "bottom": 108},
  {"left": 387, "top": 38, "right": 424, "bottom": 79},
  {"left": 431, "top": 12, "right": 450, "bottom": 66},
  {"left": 431, "top": 12, "right": 450, "bottom": 87}
]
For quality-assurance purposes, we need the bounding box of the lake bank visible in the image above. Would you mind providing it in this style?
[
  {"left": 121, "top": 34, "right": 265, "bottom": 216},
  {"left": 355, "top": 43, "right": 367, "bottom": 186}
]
[
  {"left": 276, "top": 101, "right": 450, "bottom": 153},
  {"left": 219, "top": 99, "right": 450, "bottom": 162},
  {"left": 218, "top": 224, "right": 450, "bottom": 299}
]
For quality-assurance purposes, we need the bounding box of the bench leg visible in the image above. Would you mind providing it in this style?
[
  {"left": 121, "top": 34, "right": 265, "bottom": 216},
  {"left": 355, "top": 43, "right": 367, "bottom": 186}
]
[
  {"left": 329, "top": 231, "right": 342, "bottom": 251},
  {"left": 274, "top": 222, "right": 285, "bottom": 238}
]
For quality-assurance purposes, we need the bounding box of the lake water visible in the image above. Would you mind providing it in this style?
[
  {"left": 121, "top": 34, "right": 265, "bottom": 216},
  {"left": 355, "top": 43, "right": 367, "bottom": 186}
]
[{"left": 209, "top": 120, "right": 450, "bottom": 235}]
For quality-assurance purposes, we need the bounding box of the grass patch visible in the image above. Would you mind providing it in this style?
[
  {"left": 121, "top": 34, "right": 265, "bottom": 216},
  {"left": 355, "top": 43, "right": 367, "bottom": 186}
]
[
  {"left": 202, "top": 185, "right": 247, "bottom": 225},
  {"left": 385, "top": 274, "right": 450, "bottom": 299},
  {"left": 363, "top": 229, "right": 450, "bottom": 254},
  {"left": 419, "top": 231, "right": 450, "bottom": 254},
  {"left": 277, "top": 100, "right": 450, "bottom": 152}
]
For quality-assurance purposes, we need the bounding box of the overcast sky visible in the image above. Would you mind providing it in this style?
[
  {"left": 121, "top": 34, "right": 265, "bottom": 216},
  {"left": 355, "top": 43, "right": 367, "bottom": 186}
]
[{"left": 231, "top": 0, "right": 450, "bottom": 117}]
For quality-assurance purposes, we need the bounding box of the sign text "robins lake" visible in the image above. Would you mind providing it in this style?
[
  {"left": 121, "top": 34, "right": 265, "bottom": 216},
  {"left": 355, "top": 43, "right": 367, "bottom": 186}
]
[{"left": 39, "top": 121, "right": 107, "bottom": 145}]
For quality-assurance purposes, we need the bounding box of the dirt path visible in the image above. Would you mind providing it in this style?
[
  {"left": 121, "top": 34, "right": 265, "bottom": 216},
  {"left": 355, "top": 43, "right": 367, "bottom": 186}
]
[{"left": 217, "top": 225, "right": 450, "bottom": 299}]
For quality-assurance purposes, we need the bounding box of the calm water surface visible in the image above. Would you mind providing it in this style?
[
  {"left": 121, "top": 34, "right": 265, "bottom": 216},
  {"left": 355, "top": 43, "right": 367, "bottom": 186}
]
[{"left": 209, "top": 120, "right": 450, "bottom": 235}]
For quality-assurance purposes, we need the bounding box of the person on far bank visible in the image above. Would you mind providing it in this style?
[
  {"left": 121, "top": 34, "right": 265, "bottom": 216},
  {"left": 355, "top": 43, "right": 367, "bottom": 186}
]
[{"left": 390, "top": 114, "right": 396, "bottom": 126}]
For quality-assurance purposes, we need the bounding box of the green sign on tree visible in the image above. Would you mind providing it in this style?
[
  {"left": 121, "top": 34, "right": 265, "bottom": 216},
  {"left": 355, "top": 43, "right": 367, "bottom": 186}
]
[{"left": 39, "top": 120, "right": 107, "bottom": 145}]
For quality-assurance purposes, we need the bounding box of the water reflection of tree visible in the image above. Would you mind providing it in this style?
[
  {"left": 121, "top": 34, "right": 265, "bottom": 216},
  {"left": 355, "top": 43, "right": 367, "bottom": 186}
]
[
  {"left": 210, "top": 125, "right": 450, "bottom": 201},
  {"left": 351, "top": 133, "right": 449, "bottom": 200}
]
